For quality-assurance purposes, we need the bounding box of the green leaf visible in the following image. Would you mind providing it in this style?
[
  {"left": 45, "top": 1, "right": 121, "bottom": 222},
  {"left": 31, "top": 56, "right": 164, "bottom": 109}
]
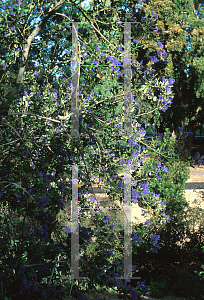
[
  {"left": 105, "top": 0, "right": 111, "bottom": 7},
  {"left": 21, "top": 9, "right": 29, "bottom": 13}
]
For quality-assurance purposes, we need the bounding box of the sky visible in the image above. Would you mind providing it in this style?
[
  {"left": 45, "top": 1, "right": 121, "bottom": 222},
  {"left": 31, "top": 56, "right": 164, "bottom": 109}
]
[{"left": 80, "top": 0, "right": 92, "bottom": 8}]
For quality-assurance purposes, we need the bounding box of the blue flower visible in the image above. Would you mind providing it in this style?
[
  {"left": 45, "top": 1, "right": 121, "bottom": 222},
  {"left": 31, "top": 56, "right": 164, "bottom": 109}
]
[
  {"left": 65, "top": 226, "right": 71, "bottom": 233},
  {"left": 36, "top": 196, "right": 50, "bottom": 207},
  {"left": 150, "top": 234, "right": 160, "bottom": 243},
  {"left": 57, "top": 198, "right": 63, "bottom": 206},
  {"left": 161, "top": 165, "right": 169, "bottom": 173},
  {"left": 111, "top": 222, "right": 116, "bottom": 228},
  {"left": 111, "top": 280, "right": 122, "bottom": 287},
  {"left": 116, "top": 19, "right": 122, "bottom": 25},
  {"left": 37, "top": 171, "right": 43, "bottom": 179},
  {"left": 137, "top": 280, "right": 147, "bottom": 289},
  {"left": 7, "top": 212, "right": 12, "bottom": 219},
  {"left": 150, "top": 56, "right": 158, "bottom": 63},
  {"left": 58, "top": 181, "right": 64, "bottom": 191},
  {"left": 89, "top": 196, "right": 95, "bottom": 202},
  {"left": 132, "top": 232, "right": 142, "bottom": 244},
  {"left": 139, "top": 182, "right": 150, "bottom": 197},
  {"left": 33, "top": 284, "right": 39, "bottom": 292},
  {"left": 158, "top": 42, "right": 163, "bottom": 48},
  {"left": 79, "top": 225, "right": 92, "bottom": 241},
  {"left": 156, "top": 174, "right": 162, "bottom": 180},
  {"left": 144, "top": 220, "right": 150, "bottom": 226},
  {"left": 194, "top": 151, "right": 200, "bottom": 159},
  {"left": 82, "top": 52, "right": 87, "bottom": 59},
  {"left": 96, "top": 45, "right": 100, "bottom": 52},
  {"left": 124, "top": 283, "right": 131, "bottom": 293},
  {"left": 104, "top": 273, "right": 111, "bottom": 281},
  {"left": 111, "top": 57, "right": 121, "bottom": 66},
  {"left": 183, "top": 131, "right": 193, "bottom": 137},
  {"left": 103, "top": 215, "right": 111, "bottom": 222},
  {"left": 131, "top": 188, "right": 140, "bottom": 203},
  {"left": 118, "top": 181, "right": 124, "bottom": 188},
  {"left": 165, "top": 86, "right": 170, "bottom": 92},
  {"left": 20, "top": 264, "right": 26, "bottom": 273},
  {"left": 151, "top": 11, "right": 155, "bottom": 16},
  {"left": 152, "top": 243, "right": 160, "bottom": 253},
  {"left": 162, "top": 105, "right": 168, "bottom": 112},
  {"left": 75, "top": 289, "right": 86, "bottom": 300},
  {"left": 41, "top": 290, "right": 49, "bottom": 298},
  {"left": 166, "top": 214, "right": 171, "bottom": 221},
  {"left": 103, "top": 249, "right": 113, "bottom": 256},
  {"left": 93, "top": 60, "right": 99, "bottom": 66},
  {"left": 168, "top": 78, "right": 175, "bottom": 85},
  {"left": 130, "top": 287, "right": 141, "bottom": 299},
  {"left": 21, "top": 275, "right": 30, "bottom": 290},
  {"left": 133, "top": 39, "right": 139, "bottom": 43},
  {"left": 141, "top": 16, "right": 148, "bottom": 22}
]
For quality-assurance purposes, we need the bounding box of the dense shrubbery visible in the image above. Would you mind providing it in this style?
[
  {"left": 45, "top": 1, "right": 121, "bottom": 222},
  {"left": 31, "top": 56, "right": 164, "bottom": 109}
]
[
  {"left": 1, "top": 2, "right": 204, "bottom": 300},
  {"left": 130, "top": 129, "right": 204, "bottom": 299}
]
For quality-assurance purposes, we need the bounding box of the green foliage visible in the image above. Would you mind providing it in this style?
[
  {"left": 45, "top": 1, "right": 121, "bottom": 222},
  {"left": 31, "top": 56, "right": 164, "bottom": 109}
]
[
  {"left": 148, "top": 278, "right": 168, "bottom": 298},
  {"left": 194, "top": 245, "right": 204, "bottom": 286},
  {"left": 131, "top": 128, "right": 190, "bottom": 228},
  {"left": 0, "top": 4, "right": 173, "bottom": 298},
  {"left": 130, "top": 128, "right": 204, "bottom": 299},
  {"left": 0, "top": 1, "right": 204, "bottom": 300},
  {"left": 149, "top": 266, "right": 204, "bottom": 299},
  {"left": 142, "top": 0, "right": 204, "bottom": 158}
]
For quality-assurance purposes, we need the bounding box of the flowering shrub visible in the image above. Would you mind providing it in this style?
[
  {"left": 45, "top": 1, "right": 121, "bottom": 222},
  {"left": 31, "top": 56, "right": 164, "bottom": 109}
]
[{"left": 1, "top": 1, "right": 204, "bottom": 300}]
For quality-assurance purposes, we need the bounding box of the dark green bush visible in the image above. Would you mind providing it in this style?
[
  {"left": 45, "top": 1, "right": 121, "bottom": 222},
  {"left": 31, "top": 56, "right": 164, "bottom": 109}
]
[
  {"left": 130, "top": 128, "right": 204, "bottom": 299},
  {"left": 132, "top": 128, "right": 191, "bottom": 249},
  {"left": 149, "top": 266, "right": 204, "bottom": 300}
]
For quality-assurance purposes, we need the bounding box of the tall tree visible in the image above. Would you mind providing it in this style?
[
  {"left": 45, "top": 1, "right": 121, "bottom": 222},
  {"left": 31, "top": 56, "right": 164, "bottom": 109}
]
[{"left": 139, "top": 0, "right": 204, "bottom": 158}]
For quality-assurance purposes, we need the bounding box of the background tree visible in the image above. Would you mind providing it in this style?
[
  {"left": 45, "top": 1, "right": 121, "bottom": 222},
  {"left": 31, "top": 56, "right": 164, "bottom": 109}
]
[
  {"left": 139, "top": 0, "right": 204, "bottom": 158},
  {"left": 86, "top": 0, "right": 204, "bottom": 158}
]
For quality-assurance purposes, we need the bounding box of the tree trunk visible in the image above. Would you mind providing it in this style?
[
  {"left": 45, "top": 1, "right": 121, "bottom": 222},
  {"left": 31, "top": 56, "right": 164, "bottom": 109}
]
[{"left": 182, "top": 129, "right": 194, "bottom": 159}]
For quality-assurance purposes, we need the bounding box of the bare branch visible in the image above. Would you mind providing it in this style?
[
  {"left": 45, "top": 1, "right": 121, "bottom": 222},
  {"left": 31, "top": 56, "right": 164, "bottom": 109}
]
[
  {"left": 16, "top": 0, "right": 114, "bottom": 85},
  {"left": 193, "top": 0, "right": 199, "bottom": 19},
  {"left": 16, "top": 0, "right": 66, "bottom": 84}
]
